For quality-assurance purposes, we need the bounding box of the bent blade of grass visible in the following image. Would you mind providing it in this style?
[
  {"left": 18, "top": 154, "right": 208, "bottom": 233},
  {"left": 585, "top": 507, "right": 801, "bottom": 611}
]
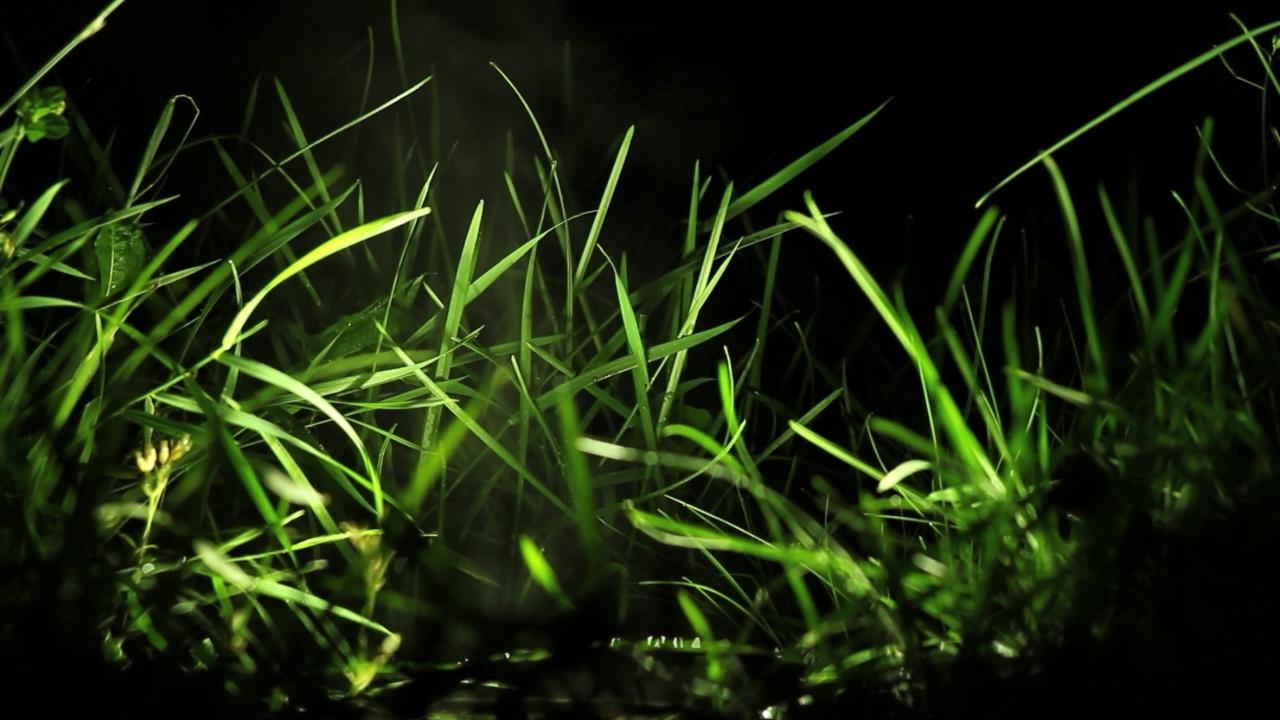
[
  {"left": 659, "top": 423, "right": 747, "bottom": 477},
  {"left": 491, "top": 62, "right": 573, "bottom": 310},
  {"left": 219, "top": 206, "right": 432, "bottom": 353},
  {"left": 977, "top": 15, "right": 1280, "bottom": 208},
  {"left": 195, "top": 540, "right": 392, "bottom": 635},
  {"left": 491, "top": 62, "right": 568, "bottom": 227},
  {"left": 788, "top": 194, "right": 1004, "bottom": 498},
  {"left": 575, "top": 436, "right": 748, "bottom": 492},
  {"left": 127, "top": 95, "right": 196, "bottom": 207},
  {"left": 0, "top": 296, "right": 84, "bottom": 311},
  {"left": 627, "top": 501, "right": 871, "bottom": 596},
  {"left": 217, "top": 353, "right": 384, "bottom": 517},
  {"left": 700, "top": 98, "right": 891, "bottom": 231},
  {"left": 716, "top": 358, "right": 763, "bottom": 483},
  {"left": 876, "top": 459, "right": 935, "bottom": 494},
  {"left": 136, "top": 168, "right": 345, "bottom": 362},
  {"left": 624, "top": 504, "right": 781, "bottom": 557}
]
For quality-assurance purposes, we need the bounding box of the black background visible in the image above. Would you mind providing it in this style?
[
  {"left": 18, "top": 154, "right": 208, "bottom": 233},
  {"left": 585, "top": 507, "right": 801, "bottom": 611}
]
[
  {"left": 3, "top": 0, "right": 1276, "bottom": 400},
  {"left": 5, "top": 0, "right": 1280, "bottom": 691}
]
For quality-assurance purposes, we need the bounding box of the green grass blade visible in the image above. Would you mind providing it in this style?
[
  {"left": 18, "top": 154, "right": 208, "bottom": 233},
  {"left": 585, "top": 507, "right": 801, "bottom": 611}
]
[
  {"left": 700, "top": 99, "right": 890, "bottom": 231},
  {"left": 219, "top": 206, "right": 431, "bottom": 353},
  {"left": 977, "top": 16, "right": 1280, "bottom": 208},
  {"left": 0, "top": 0, "right": 125, "bottom": 119},
  {"left": 574, "top": 125, "right": 633, "bottom": 288},
  {"left": 519, "top": 535, "right": 574, "bottom": 611},
  {"left": 217, "top": 353, "right": 383, "bottom": 517}
]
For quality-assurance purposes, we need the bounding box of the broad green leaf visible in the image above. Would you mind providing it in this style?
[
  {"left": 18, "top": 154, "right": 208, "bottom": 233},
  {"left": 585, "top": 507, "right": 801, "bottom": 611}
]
[
  {"left": 95, "top": 221, "right": 146, "bottom": 297},
  {"left": 300, "top": 296, "right": 418, "bottom": 362}
]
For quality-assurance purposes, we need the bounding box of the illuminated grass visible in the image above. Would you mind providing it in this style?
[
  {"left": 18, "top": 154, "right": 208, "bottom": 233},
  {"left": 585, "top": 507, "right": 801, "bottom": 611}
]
[{"left": 3, "top": 5, "right": 1279, "bottom": 719}]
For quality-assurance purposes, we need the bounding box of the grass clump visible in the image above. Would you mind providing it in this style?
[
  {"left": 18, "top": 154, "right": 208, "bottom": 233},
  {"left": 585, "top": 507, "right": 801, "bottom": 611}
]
[{"left": 4, "top": 3, "right": 1280, "bottom": 719}]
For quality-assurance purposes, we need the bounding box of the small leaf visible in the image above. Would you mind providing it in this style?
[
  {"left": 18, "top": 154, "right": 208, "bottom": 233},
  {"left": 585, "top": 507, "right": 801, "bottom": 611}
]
[
  {"left": 25, "top": 115, "right": 69, "bottom": 142},
  {"left": 95, "top": 221, "right": 146, "bottom": 297}
]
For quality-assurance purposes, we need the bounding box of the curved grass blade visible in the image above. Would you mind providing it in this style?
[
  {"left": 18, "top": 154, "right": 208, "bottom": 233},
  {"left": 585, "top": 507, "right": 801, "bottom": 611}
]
[
  {"left": 976, "top": 16, "right": 1280, "bottom": 208},
  {"left": 219, "top": 206, "right": 432, "bottom": 354},
  {"left": 195, "top": 540, "right": 392, "bottom": 634},
  {"left": 217, "top": 353, "right": 384, "bottom": 517}
]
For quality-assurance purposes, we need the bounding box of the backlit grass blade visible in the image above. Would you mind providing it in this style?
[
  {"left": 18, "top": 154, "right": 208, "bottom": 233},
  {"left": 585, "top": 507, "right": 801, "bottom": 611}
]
[
  {"left": 217, "top": 353, "right": 384, "bottom": 517},
  {"left": 519, "top": 535, "right": 574, "bottom": 611},
  {"left": 275, "top": 78, "right": 341, "bottom": 234},
  {"left": 977, "top": 15, "right": 1280, "bottom": 208},
  {"left": 204, "top": 75, "right": 432, "bottom": 218},
  {"left": 195, "top": 540, "right": 392, "bottom": 634},
  {"left": 612, "top": 254, "right": 658, "bottom": 459},
  {"left": 656, "top": 187, "right": 733, "bottom": 431},
  {"left": 6, "top": 180, "right": 67, "bottom": 255},
  {"left": 536, "top": 318, "right": 740, "bottom": 412},
  {"left": 574, "top": 125, "right": 633, "bottom": 288},
  {"left": 1042, "top": 156, "right": 1107, "bottom": 398},
  {"left": 941, "top": 206, "right": 1001, "bottom": 317},
  {"left": 676, "top": 589, "right": 729, "bottom": 685},
  {"left": 1098, "top": 186, "right": 1152, "bottom": 331},
  {"left": 556, "top": 389, "right": 602, "bottom": 576},
  {"left": 414, "top": 201, "right": 482, "bottom": 511},
  {"left": 126, "top": 95, "right": 194, "bottom": 207},
  {"left": 219, "top": 206, "right": 431, "bottom": 354},
  {"left": 787, "top": 193, "right": 1004, "bottom": 498},
  {"left": 700, "top": 99, "right": 890, "bottom": 231}
]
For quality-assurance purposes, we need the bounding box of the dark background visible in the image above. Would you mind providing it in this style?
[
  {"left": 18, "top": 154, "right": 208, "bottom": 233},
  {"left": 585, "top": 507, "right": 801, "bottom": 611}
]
[
  {"left": 3, "top": 0, "right": 1275, "bottom": 400},
  {"left": 4, "top": 0, "right": 1279, "bottom": 691}
]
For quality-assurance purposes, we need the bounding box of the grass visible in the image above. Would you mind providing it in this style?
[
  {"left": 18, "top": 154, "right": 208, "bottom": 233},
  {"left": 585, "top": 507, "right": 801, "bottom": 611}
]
[{"left": 4, "top": 3, "right": 1280, "bottom": 718}]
